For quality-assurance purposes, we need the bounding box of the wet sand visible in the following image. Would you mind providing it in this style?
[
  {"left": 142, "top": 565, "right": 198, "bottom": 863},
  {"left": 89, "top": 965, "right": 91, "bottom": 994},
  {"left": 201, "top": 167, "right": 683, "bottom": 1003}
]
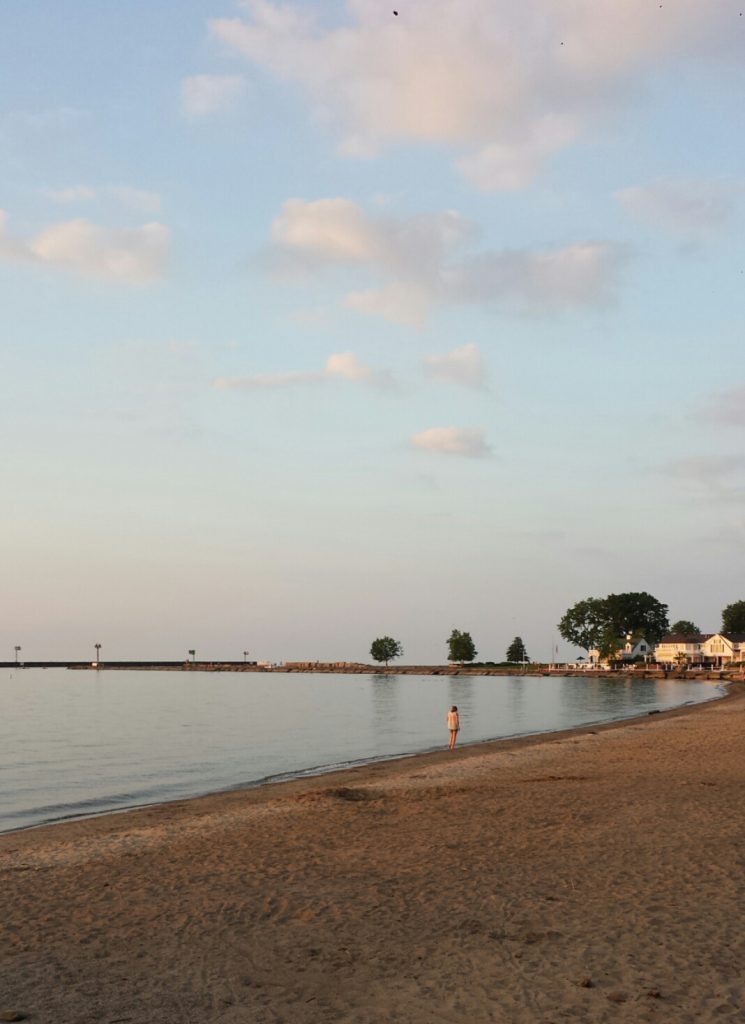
[{"left": 2, "top": 684, "right": 744, "bottom": 1023}]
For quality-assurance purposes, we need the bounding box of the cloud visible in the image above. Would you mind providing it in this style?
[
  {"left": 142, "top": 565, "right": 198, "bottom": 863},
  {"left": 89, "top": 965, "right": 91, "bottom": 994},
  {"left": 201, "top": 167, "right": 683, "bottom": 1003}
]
[
  {"left": 105, "top": 186, "right": 162, "bottom": 215},
  {"left": 410, "top": 426, "right": 492, "bottom": 458},
  {"left": 266, "top": 197, "right": 626, "bottom": 324},
  {"left": 701, "top": 384, "right": 745, "bottom": 427},
  {"left": 43, "top": 184, "right": 162, "bottom": 214},
  {"left": 43, "top": 185, "right": 98, "bottom": 204},
  {"left": 214, "top": 351, "right": 393, "bottom": 390},
  {"left": 658, "top": 455, "right": 745, "bottom": 503},
  {"left": 423, "top": 343, "right": 488, "bottom": 389},
  {"left": 210, "top": 0, "right": 735, "bottom": 189},
  {"left": 181, "top": 74, "right": 246, "bottom": 116},
  {"left": 0, "top": 210, "right": 169, "bottom": 282},
  {"left": 661, "top": 455, "right": 745, "bottom": 483},
  {"left": 615, "top": 178, "right": 742, "bottom": 240}
]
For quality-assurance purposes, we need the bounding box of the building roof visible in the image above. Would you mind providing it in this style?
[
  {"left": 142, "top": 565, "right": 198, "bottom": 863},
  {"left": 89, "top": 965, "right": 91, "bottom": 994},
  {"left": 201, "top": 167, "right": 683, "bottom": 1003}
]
[
  {"left": 718, "top": 633, "right": 745, "bottom": 643},
  {"left": 658, "top": 633, "right": 712, "bottom": 644}
]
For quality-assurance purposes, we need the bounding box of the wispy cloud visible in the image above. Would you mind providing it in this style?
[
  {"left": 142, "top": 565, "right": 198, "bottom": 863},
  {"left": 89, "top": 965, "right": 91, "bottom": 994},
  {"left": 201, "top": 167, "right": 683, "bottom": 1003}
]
[
  {"left": 423, "top": 343, "right": 488, "bottom": 389},
  {"left": 0, "top": 209, "right": 169, "bottom": 282},
  {"left": 214, "top": 351, "right": 393, "bottom": 390},
  {"left": 615, "top": 178, "right": 741, "bottom": 241},
  {"left": 658, "top": 455, "right": 745, "bottom": 503},
  {"left": 700, "top": 383, "right": 745, "bottom": 427},
  {"left": 210, "top": 0, "right": 736, "bottom": 189},
  {"left": 265, "top": 197, "right": 627, "bottom": 325},
  {"left": 181, "top": 74, "right": 246, "bottom": 116},
  {"left": 43, "top": 184, "right": 162, "bottom": 215},
  {"left": 410, "top": 426, "right": 492, "bottom": 458}
]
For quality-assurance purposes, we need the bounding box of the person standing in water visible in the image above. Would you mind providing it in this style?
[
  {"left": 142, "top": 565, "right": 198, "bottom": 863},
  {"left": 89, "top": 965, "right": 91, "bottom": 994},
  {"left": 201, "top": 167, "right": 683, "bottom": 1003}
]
[{"left": 447, "top": 705, "right": 460, "bottom": 750}]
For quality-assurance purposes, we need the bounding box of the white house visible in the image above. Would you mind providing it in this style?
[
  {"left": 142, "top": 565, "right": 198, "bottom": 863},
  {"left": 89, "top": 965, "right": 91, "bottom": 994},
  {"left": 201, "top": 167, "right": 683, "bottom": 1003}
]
[
  {"left": 654, "top": 634, "right": 711, "bottom": 666},
  {"left": 700, "top": 633, "right": 745, "bottom": 666},
  {"left": 654, "top": 632, "right": 745, "bottom": 667},
  {"left": 588, "top": 637, "right": 652, "bottom": 668}
]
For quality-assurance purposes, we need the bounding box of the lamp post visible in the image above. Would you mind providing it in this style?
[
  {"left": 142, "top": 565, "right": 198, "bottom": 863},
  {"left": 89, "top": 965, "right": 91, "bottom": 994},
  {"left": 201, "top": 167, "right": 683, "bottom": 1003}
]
[
  {"left": 188, "top": 649, "right": 196, "bottom": 664},
  {"left": 14, "top": 645, "right": 21, "bottom": 666},
  {"left": 243, "top": 650, "right": 249, "bottom": 663},
  {"left": 94, "top": 643, "right": 101, "bottom": 667}
]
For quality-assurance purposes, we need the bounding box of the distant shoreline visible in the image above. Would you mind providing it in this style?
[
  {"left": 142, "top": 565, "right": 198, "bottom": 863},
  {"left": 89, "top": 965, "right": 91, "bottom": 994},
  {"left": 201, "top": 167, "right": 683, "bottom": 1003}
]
[{"left": 0, "top": 660, "right": 737, "bottom": 681}]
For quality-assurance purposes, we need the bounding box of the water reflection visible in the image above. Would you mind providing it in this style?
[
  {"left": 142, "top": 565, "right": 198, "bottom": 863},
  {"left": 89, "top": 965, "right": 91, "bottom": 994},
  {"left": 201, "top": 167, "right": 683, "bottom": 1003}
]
[
  {"left": 448, "top": 675, "right": 475, "bottom": 731},
  {"left": 0, "top": 669, "right": 721, "bottom": 833},
  {"left": 370, "top": 674, "right": 400, "bottom": 740}
]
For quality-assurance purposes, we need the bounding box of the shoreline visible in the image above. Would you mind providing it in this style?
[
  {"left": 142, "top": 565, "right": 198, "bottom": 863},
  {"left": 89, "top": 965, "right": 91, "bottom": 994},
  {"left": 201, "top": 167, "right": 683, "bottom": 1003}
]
[
  {"left": 1, "top": 660, "right": 738, "bottom": 681},
  {"left": 3, "top": 683, "right": 745, "bottom": 1023},
  {"left": 2, "top": 678, "right": 726, "bottom": 839}
]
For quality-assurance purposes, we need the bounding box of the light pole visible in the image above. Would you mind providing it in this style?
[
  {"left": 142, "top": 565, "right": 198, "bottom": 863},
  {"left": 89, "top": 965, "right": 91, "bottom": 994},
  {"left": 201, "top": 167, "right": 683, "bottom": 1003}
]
[
  {"left": 14, "top": 645, "right": 21, "bottom": 666},
  {"left": 188, "top": 649, "right": 196, "bottom": 664},
  {"left": 94, "top": 643, "right": 101, "bottom": 666},
  {"left": 243, "top": 650, "right": 249, "bottom": 663}
]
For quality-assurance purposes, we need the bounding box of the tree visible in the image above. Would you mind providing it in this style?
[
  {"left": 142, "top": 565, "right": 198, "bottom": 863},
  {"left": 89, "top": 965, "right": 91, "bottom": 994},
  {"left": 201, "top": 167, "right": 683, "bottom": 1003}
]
[
  {"left": 447, "top": 629, "right": 477, "bottom": 665},
  {"left": 602, "top": 592, "right": 669, "bottom": 644},
  {"left": 669, "top": 619, "right": 701, "bottom": 635},
  {"left": 370, "top": 637, "right": 403, "bottom": 666},
  {"left": 557, "top": 597, "right": 607, "bottom": 653},
  {"left": 558, "top": 592, "right": 669, "bottom": 654},
  {"left": 722, "top": 601, "right": 745, "bottom": 634},
  {"left": 506, "top": 637, "right": 529, "bottom": 663}
]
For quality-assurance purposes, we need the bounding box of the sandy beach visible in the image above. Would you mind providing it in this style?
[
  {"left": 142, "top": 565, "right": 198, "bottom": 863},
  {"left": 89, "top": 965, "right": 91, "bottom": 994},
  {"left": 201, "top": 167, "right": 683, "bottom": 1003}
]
[{"left": 2, "top": 685, "right": 745, "bottom": 1024}]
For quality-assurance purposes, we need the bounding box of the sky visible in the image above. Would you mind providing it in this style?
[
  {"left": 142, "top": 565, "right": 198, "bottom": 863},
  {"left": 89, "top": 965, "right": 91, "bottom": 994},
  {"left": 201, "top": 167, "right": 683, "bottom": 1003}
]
[{"left": 2, "top": 0, "right": 744, "bottom": 664}]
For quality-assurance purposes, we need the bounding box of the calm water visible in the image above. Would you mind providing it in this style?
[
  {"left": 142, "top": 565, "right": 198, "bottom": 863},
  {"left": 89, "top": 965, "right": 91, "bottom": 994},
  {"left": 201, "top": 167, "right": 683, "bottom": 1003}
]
[{"left": 0, "top": 669, "right": 720, "bottom": 833}]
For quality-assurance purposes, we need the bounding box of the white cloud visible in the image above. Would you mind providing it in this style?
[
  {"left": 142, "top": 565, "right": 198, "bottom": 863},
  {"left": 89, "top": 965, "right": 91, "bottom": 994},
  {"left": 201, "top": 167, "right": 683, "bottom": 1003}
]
[
  {"left": 615, "top": 178, "right": 742, "bottom": 240},
  {"left": 210, "top": 0, "right": 735, "bottom": 189},
  {"left": 457, "top": 116, "right": 579, "bottom": 192},
  {"left": 659, "top": 455, "right": 745, "bottom": 504},
  {"left": 345, "top": 284, "right": 433, "bottom": 328},
  {"left": 106, "top": 186, "right": 162, "bottom": 215},
  {"left": 0, "top": 210, "right": 169, "bottom": 282},
  {"left": 411, "top": 426, "right": 492, "bottom": 458},
  {"left": 423, "top": 343, "right": 488, "bottom": 389},
  {"left": 181, "top": 74, "right": 246, "bottom": 116},
  {"left": 214, "top": 351, "right": 392, "bottom": 390},
  {"left": 43, "top": 185, "right": 98, "bottom": 204},
  {"left": 44, "top": 184, "right": 162, "bottom": 215},
  {"left": 266, "top": 197, "right": 626, "bottom": 324},
  {"left": 662, "top": 455, "right": 745, "bottom": 482},
  {"left": 701, "top": 384, "right": 745, "bottom": 427}
]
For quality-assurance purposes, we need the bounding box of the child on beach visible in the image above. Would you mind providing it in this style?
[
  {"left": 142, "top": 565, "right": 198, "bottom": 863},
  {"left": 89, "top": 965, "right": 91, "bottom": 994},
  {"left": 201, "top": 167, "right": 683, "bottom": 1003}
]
[{"left": 447, "top": 705, "right": 460, "bottom": 750}]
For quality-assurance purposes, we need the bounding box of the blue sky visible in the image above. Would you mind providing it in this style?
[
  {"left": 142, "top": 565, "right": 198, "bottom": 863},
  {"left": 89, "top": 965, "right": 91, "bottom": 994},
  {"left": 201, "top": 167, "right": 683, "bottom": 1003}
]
[{"left": 2, "top": 0, "right": 744, "bottom": 663}]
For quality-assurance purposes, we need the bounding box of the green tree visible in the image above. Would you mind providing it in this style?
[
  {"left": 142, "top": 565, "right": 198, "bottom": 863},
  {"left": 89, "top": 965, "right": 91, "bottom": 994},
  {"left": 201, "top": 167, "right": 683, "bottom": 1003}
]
[
  {"left": 602, "top": 592, "right": 669, "bottom": 643},
  {"left": 558, "top": 592, "right": 669, "bottom": 654},
  {"left": 557, "top": 597, "right": 607, "bottom": 653},
  {"left": 669, "top": 619, "right": 700, "bottom": 635},
  {"left": 597, "top": 624, "right": 624, "bottom": 663},
  {"left": 506, "top": 636, "right": 529, "bottom": 663},
  {"left": 370, "top": 637, "right": 404, "bottom": 666},
  {"left": 722, "top": 601, "right": 745, "bottom": 634},
  {"left": 447, "top": 629, "right": 477, "bottom": 665}
]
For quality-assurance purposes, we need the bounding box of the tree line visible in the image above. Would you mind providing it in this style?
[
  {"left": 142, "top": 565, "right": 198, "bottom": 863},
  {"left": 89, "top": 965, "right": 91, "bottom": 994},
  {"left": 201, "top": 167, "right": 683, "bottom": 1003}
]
[
  {"left": 558, "top": 593, "right": 745, "bottom": 660},
  {"left": 369, "top": 631, "right": 529, "bottom": 666},
  {"left": 368, "top": 598, "right": 745, "bottom": 666}
]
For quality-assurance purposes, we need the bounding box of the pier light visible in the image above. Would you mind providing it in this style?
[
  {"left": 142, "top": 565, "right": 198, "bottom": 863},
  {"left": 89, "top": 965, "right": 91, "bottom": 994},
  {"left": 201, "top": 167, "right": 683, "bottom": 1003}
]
[
  {"left": 94, "top": 642, "right": 101, "bottom": 665},
  {"left": 188, "top": 649, "right": 196, "bottom": 663},
  {"left": 14, "top": 645, "right": 21, "bottom": 665},
  {"left": 243, "top": 650, "right": 249, "bottom": 663}
]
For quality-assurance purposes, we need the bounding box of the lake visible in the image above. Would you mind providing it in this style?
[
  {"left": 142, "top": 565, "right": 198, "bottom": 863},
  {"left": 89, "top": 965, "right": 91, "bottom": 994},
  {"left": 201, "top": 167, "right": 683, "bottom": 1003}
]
[{"left": 0, "top": 669, "right": 720, "bottom": 833}]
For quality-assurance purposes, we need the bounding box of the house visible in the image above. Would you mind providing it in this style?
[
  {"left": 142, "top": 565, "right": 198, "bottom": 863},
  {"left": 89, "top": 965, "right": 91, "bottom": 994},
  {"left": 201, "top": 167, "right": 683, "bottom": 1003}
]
[
  {"left": 587, "top": 637, "right": 652, "bottom": 668},
  {"left": 654, "top": 633, "right": 711, "bottom": 667},
  {"left": 700, "top": 633, "right": 745, "bottom": 667},
  {"left": 654, "top": 632, "right": 745, "bottom": 667}
]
